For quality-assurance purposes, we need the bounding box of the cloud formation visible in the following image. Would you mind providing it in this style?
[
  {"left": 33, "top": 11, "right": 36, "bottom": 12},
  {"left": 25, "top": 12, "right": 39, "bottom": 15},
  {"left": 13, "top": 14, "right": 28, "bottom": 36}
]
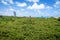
[
  {"left": 6, "top": 0, "right": 13, "bottom": 4},
  {"left": 46, "top": 6, "right": 53, "bottom": 9},
  {"left": 1, "top": 0, "right": 13, "bottom": 5},
  {"left": 26, "top": 0, "right": 39, "bottom": 2},
  {"left": 16, "top": 2, "right": 27, "bottom": 7},
  {"left": 0, "top": 0, "right": 60, "bottom": 17},
  {"left": 1, "top": 0, "right": 8, "bottom": 5},
  {"left": 54, "top": 0, "right": 60, "bottom": 8},
  {"left": 9, "top": 8, "right": 14, "bottom": 11},
  {"left": 27, "top": 3, "right": 45, "bottom": 9},
  {"left": 27, "top": 3, "right": 53, "bottom": 10}
]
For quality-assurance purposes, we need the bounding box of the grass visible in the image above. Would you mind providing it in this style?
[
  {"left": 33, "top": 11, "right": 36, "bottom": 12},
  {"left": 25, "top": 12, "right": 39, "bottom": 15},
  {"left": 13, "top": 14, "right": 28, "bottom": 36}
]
[{"left": 0, "top": 16, "right": 60, "bottom": 40}]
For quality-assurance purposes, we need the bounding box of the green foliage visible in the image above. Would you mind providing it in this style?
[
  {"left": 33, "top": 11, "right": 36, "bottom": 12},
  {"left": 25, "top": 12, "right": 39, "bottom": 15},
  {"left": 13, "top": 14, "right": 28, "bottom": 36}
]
[
  {"left": 58, "top": 17, "right": 60, "bottom": 21},
  {"left": 0, "top": 16, "right": 60, "bottom": 40}
]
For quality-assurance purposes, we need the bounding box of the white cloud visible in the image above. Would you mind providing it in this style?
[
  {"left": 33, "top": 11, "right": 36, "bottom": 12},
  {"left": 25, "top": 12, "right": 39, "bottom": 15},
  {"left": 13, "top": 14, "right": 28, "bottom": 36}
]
[
  {"left": 27, "top": 3, "right": 45, "bottom": 9},
  {"left": 26, "top": 0, "right": 39, "bottom": 2},
  {"left": 6, "top": 0, "right": 13, "bottom": 4},
  {"left": 46, "top": 6, "right": 53, "bottom": 9},
  {"left": 56, "top": 1, "right": 60, "bottom": 4},
  {"left": 8, "top": 6, "right": 14, "bottom": 11},
  {"left": 9, "top": 8, "right": 14, "bottom": 11},
  {"left": 16, "top": 2, "right": 27, "bottom": 7},
  {"left": 21, "top": 9, "right": 25, "bottom": 11},
  {"left": 54, "top": 1, "right": 60, "bottom": 8},
  {"left": 1, "top": 0, "right": 8, "bottom": 5},
  {"left": 1, "top": 0, "right": 13, "bottom": 5}
]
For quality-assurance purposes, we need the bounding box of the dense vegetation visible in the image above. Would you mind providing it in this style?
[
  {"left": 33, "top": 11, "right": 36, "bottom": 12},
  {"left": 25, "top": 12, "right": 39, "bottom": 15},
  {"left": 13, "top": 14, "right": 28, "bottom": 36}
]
[{"left": 0, "top": 16, "right": 60, "bottom": 40}]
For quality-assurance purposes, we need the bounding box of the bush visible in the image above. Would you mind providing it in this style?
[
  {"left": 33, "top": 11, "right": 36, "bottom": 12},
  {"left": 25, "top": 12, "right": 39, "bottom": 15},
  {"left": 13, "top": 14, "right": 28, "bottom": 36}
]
[
  {"left": 58, "top": 17, "right": 60, "bottom": 21},
  {"left": 0, "top": 16, "right": 60, "bottom": 40}
]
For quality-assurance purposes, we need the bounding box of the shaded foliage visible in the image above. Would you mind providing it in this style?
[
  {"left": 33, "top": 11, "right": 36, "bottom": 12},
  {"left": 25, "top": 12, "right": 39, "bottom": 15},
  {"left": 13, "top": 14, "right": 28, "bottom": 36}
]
[
  {"left": 0, "top": 16, "right": 60, "bottom": 40},
  {"left": 58, "top": 17, "right": 60, "bottom": 21}
]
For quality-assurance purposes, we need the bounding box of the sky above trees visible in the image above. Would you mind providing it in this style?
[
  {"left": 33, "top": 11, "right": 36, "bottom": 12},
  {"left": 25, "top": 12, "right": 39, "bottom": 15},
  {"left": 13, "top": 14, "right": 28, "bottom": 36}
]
[{"left": 0, "top": 0, "right": 60, "bottom": 17}]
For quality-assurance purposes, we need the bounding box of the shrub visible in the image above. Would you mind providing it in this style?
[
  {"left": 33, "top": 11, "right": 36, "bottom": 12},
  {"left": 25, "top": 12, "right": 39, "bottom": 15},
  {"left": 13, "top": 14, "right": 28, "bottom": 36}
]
[{"left": 58, "top": 17, "right": 60, "bottom": 21}]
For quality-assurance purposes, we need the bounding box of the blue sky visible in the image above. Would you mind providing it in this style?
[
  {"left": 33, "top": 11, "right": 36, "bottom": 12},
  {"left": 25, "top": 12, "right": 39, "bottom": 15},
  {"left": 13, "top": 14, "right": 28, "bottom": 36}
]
[{"left": 0, "top": 0, "right": 60, "bottom": 17}]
